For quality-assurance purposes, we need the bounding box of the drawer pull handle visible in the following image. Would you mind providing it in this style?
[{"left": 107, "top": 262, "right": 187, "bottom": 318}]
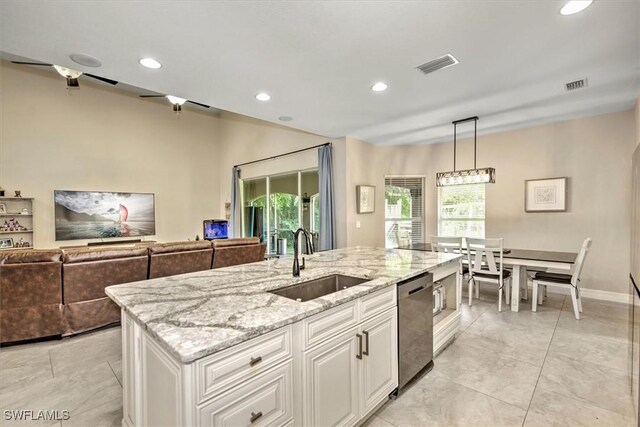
[
  {"left": 356, "top": 334, "right": 363, "bottom": 359},
  {"left": 249, "top": 356, "right": 263, "bottom": 367},
  {"left": 250, "top": 411, "right": 263, "bottom": 423}
]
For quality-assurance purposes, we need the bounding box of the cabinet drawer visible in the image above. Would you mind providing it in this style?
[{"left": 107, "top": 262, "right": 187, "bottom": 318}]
[
  {"left": 197, "top": 362, "right": 293, "bottom": 427},
  {"left": 359, "top": 285, "right": 396, "bottom": 321},
  {"left": 196, "top": 326, "right": 292, "bottom": 402},
  {"left": 302, "top": 300, "right": 358, "bottom": 350}
]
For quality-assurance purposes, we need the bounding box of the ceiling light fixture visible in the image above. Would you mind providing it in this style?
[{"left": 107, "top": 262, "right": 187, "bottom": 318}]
[
  {"left": 165, "top": 95, "right": 187, "bottom": 113},
  {"left": 560, "top": 0, "right": 593, "bottom": 16},
  {"left": 256, "top": 92, "right": 271, "bottom": 101},
  {"left": 436, "top": 116, "right": 496, "bottom": 187},
  {"left": 371, "top": 82, "right": 388, "bottom": 92},
  {"left": 139, "top": 58, "right": 162, "bottom": 69},
  {"left": 52, "top": 65, "right": 83, "bottom": 89}
]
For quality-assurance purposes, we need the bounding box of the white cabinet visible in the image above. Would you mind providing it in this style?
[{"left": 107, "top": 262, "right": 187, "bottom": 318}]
[
  {"left": 359, "top": 309, "right": 398, "bottom": 416},
  {"left": 197, "top": 362, "right": 293, "bottom": 427},
  {"left": 303, "top": 331, "right": 360, "bottom": 427},
  {"left": 299, "top": 287, "right": 398, "bottom": 427}
]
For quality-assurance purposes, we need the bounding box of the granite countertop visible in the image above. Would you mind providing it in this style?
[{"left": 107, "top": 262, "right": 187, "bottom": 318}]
[{"left": 106, "top": 247, "right": 460, "bottom": 364}]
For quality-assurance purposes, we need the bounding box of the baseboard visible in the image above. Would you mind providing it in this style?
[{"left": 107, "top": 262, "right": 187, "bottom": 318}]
[{"left": 542, "top": 285, "right": 630, "bottom": 304}]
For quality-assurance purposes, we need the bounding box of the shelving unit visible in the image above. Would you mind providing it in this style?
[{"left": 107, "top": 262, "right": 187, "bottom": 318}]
[{"left": 0, "top": 197, "right": 34, "bottom": 250}]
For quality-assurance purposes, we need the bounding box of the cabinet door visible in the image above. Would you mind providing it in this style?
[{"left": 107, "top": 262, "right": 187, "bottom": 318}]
[
  {"left": 304, "top": 331, "right": 360, "bottom": 427},
  {"left": 359, "top": 308, "right": 398, "bottom": 416}
]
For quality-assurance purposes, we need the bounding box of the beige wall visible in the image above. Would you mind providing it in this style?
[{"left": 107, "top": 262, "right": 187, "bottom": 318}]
[
  {"left": 0, "top": 61, "right": 220, "bottom": 247},
  {"left": 343, "top": 110, "right": 636, "bottom": 294}
]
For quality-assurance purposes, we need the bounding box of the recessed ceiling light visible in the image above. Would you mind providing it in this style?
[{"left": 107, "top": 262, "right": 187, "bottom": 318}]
[
  {"left": 256, "top": 92, "right": 271, "bottom": 101},
  {"left": 371, "top": 82, "right": 388, "bottom": 92},
  {"left": 139, "top": 58, "right": 162, "bottom": 69},
  {"left": 69, "top": 53, "right": 101, "bottom": 68},
  {"left": 560, "top": 0, "right": 593, "bottom": 16},
  {"left": 165, "top": 95, "right": 186, "bottom": 105},
  {"left": 278, "top": 116, "right": 293, "bottom": 122}
]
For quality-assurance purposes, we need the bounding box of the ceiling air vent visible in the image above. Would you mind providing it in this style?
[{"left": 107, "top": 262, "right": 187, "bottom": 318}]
[
  {"left": 565, "top": 78, "right": 588, "bottom": 92},
  {"left": 416, "top": 54, "right": 459, "bottom": 75}
]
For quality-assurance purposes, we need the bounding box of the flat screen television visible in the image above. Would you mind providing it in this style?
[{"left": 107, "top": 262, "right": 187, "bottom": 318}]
[
  {"left": 203, "top": 219, "right": 229, "bottom": 240},
  {"left": 54, "top": 190, "right": 155, "bottom": 241}
]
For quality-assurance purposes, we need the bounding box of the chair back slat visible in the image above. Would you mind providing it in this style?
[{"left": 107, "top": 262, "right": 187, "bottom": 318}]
[
  {"left": 571, "top": 238, "right": 592, "bottom": 286},
  {"left": 466, "top": 238, "right": 504, "bottom": 277},
  {"left": 430, "top": 236, "right": 462, "bottom": 254}
]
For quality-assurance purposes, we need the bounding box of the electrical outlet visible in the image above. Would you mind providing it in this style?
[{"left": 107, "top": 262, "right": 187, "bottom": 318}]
[{"left": 355, "top": 221, "right": 361, "bottom": 228}]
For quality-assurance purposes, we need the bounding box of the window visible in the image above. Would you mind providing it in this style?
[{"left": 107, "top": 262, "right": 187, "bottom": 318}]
[
  {"left": 438, "top": 184, "right": 485, "bottom": 238},
  {"left": 241, "top": 169, "right": 319, "bottom": 254},
  {"left": 385, "top": 177, "right": 424, "bottom": 248}
]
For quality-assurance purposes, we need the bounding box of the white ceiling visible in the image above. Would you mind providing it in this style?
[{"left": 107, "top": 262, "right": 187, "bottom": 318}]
[{"left": 1, "top": 1, "right": 638, "bottom": 145}]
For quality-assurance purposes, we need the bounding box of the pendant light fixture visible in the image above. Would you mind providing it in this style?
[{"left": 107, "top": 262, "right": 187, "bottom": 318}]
[{"left": 436, "top": 116, "right": 496, "bottom": 187}]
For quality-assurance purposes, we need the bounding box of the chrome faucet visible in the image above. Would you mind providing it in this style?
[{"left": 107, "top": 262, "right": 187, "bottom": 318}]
[{"left": 293, "top": 228, "right": 315, "bottom": 277}]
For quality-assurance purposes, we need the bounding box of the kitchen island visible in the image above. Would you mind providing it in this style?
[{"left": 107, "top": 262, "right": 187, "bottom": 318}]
[{"left": 106, "top": 247, "right": 461, "bottom": 427}]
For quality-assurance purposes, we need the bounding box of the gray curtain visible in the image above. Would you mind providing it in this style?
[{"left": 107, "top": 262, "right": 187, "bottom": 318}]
[
  {"left": 230, "top": 166, "right": 241, "bottom": 237},
  {"left": 318, "top": 145, "right": 335, "bottom": 250}
]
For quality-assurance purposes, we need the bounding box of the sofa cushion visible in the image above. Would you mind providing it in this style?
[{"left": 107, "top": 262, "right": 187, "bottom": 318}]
[
  {"left": 62, "top": 247, "right": 148, "bottom": 263},
  {"left": 0, "top": 249, "right": 62, "bottom": 264},
  {"left": 212, "top": 242, "right": 266, "bottom": 269},
  {"left": 148, "top": 241, "right": 212, "bottom": 254}
]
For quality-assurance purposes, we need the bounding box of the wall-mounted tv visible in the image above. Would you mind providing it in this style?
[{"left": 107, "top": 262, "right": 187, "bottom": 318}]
[{"left": 54, "top": 190, "right": 155, "bottom": 241}]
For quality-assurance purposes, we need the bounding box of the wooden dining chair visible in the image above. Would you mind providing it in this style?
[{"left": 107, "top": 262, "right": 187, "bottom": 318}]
[
  {"left": 466, "top": 238, "right": 512, "bottom": 311},
  {"left": 532, "top": 238, "right": 592, "bottom": 320}
]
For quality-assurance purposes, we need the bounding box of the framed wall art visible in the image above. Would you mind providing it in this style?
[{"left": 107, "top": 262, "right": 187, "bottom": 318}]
[
  {"left": 525, "top": 177, "right": 567, "bottom": 212},
  {"left": 356, "top": 185, "right": 375, "bottom": 214}
]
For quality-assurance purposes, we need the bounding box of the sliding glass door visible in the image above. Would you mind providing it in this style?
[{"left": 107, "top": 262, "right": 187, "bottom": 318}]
[{"left": 241, "top": 169, "right": 319, "bottom": 255}]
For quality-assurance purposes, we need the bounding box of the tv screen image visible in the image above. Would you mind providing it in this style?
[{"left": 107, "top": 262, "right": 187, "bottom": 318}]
[
  {"left": 54, "top": 190, "right": 155, "bottom": 241},
  {"left": 203, "top": 220, "right": 228, "bottom": 240}
]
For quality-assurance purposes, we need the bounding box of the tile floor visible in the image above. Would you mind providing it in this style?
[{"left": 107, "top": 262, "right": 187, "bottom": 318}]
[
  {"left": 370, "top": 288, "right": 635, "bottom": 427},
  {"left": 0, "top": 287, "right": 634, "bottom": 426}
]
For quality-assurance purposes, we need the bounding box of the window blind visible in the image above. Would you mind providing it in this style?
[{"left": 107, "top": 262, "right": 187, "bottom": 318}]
[{"left": 384, "top": 177, "right": 424, "bottom": 248}]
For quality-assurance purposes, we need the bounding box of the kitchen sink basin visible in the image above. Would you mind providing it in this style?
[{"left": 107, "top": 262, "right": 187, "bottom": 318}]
[{"left": 269, "top": 274, "right": 369, "bottom": 302}]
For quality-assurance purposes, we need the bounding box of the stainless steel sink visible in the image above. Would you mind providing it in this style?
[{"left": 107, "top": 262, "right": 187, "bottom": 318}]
[{"left": 269, "top": 274, "right": 369, "bottom": 302}]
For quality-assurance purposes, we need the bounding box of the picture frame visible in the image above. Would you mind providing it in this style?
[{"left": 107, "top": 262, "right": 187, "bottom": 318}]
[
  {"left": 0, "top": 237, "right": 14, "bottom": 249},
  {"left": 0, "top": 203, "right": 5, "bottom": 214},
  {"left": 525, "top": 177, "right": 567, "bottom": 212},
  {"left": 356, "top": 185, "right": 376, "bottom": 214}
]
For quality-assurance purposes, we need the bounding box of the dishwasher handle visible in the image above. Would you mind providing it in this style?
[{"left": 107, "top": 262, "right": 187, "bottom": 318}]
[{"left": 398, "top": 273, "right": 433, "bottom": 300}]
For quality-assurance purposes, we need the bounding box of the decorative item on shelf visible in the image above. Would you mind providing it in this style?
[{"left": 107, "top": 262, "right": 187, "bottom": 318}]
[
  {"left": 20, "top": 208, "right": 29, "bottom": 215},
  {"left": 0, "top": 187, "right": 4, "bottom": 197},
  {"left": 436, "top": 116, "right": 496, "bottom": 187},
  {"left": 0, "top": 203, "right": 5, "bottom": 214},
  {"left": 14, "top": 190, "right": 21, "bottom": 197},
  {"left": 2, "top": 218, "right": 28, "bottom": 232},
  {"left": 0, "top": 237, "right": 14, "bottom": 249},
  {"left": 14, "top": 237, "right": 30, "bottom": 248},
  {"left": 525, "top": 177, "right": 568, "bottom": 212},
  {"left": 195, "top": 234, "right": 200, "bottom": 241},
  {"left": 356, "top": 185, "right": 376, "bottom": 214}
]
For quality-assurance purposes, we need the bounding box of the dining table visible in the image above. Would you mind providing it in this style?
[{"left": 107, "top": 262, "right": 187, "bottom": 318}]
[{"left": 397, "top": 242, "right": 578, "bottom": 312}]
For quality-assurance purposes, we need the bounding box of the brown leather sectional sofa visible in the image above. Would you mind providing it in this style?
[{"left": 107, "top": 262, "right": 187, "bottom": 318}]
[{"left": 0, "top": 237, "right": 266, "bottom": 345}]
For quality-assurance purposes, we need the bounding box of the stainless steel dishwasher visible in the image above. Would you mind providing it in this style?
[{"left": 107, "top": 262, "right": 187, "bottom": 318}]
[{"left": 397, "top": 272, "right": 434, "bottom": 390}]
